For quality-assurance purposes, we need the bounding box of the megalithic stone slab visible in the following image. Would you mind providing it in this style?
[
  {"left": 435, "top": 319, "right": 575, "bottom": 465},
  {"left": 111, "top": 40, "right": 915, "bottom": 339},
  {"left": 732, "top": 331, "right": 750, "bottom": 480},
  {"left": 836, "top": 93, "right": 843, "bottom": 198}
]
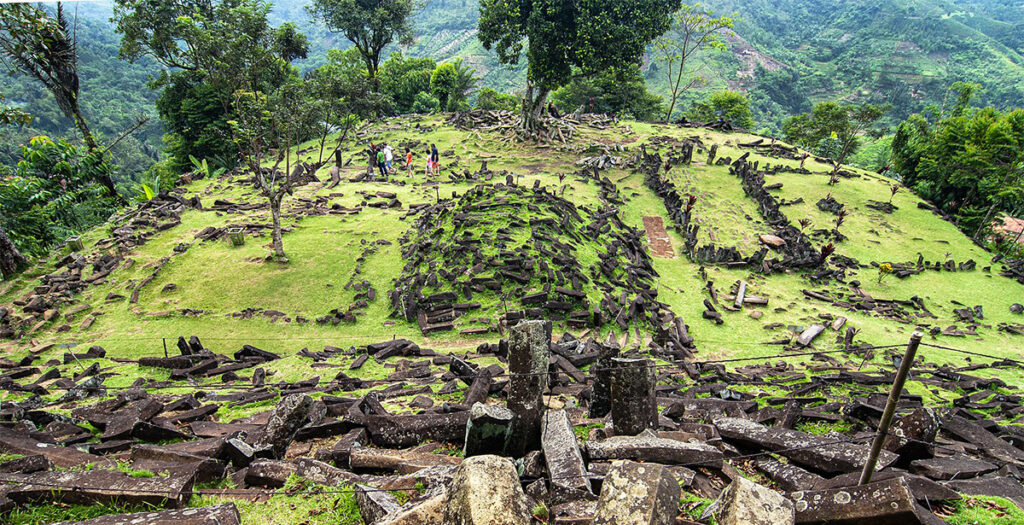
[
  {"left": 791, "top": 476, "right": 923, "bottom": 525},
  {"left": 883, "top": 407, "right": 939, "bottom": 463},
  {"left": 1, "top": 469, "right": 193, "bottom": 508},
  {"left": 367, "top": 411, "right": 471, "bottom": 448},
  {"left": 443, "top": 455, "right": 532, "bottom": 525},
  {"left": 464, "top": 402, "right": 513, "bottom": 457},
  {"left": 51, "top": 503, "right": 242, "bottom": 525},
  {"left": 585, "top": 430, "right": 723, "bottom": 468},
  {"left": 593, "top": 460, "right": 679, "bottom": 525},
  {"left": 715, "top": 476, "right": 795, "bottom": 525},
  {"left": 714, "top": 417, "right": 897, "bottom": 474},
  {"left": 505, "top": 319, "right": 551, "bottom": 456},
  {"left": 588, "top": 340, "right": 620, "bottom": 418},
  {"left": 251, "top": 393, "right": 314, "bottom": 459},
  {"left": 542, "top": 409, "right": 594, "bottom": 504},
  {"left": 610, "top": 357, "right": 657, "bottom": 435}
]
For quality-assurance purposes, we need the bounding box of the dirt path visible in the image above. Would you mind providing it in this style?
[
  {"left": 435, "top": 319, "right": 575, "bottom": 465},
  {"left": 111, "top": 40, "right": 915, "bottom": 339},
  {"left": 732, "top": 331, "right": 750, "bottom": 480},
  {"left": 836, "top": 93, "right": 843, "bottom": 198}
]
[{"left": 643, "top": 216, "right": 675, "bottom": 258}]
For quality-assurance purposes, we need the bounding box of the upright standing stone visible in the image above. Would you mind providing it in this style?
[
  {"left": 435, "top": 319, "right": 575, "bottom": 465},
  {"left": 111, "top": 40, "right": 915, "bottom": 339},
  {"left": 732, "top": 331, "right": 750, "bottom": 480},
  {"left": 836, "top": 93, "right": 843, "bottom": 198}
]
[
  {"left": 610, "top": 358, "right": 657, "bottom": 436},
  {"left": 505, "top": 320, "right": 551, "bottom": 456},
  {"left": 588, "top": 339, "right": 620, "bottom": 418},
  {"left": 542, "top": 409, "right": 594, "bottom": 504},
  {"left": 593, "top": 460, "right": 678, "bottom": 525}
]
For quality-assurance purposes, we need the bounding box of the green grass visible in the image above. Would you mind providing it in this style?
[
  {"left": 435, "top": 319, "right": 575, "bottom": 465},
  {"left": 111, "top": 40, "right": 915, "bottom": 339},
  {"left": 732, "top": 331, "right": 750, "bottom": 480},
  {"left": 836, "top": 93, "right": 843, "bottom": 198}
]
[
  {"left": 4, "top": 115, "right": 1024, "bottom": 395},
  {"left": 944, "top": 496, "right": 1024, "bottom": 524},
  {"left": 188, "top": 474, "right": 362, "bottom": 525}
]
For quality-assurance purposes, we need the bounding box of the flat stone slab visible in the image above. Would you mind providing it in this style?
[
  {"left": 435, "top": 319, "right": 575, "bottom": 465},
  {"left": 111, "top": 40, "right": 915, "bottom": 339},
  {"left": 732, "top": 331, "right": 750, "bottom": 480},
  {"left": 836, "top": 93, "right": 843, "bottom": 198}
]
[
  {"left": 1, "top": 469, "right": 193, "bottom": 508},
  {"left": 791, "top": 476, "right": 922, "bottom": 525},
  {"left": 910, "top": 456, "right": 997, "bottom": 481},
  {"left": 52, "top": 503, "right": 241, "bottom": 524},
  {"left": 585, "top": 430, "right": 723, "bottom": 468},
  {"left": 542, "top": 409, "right": 594, "bottom": 504},
  {"left": 715, "top": 417, "right": 896, "bottom": 474}
]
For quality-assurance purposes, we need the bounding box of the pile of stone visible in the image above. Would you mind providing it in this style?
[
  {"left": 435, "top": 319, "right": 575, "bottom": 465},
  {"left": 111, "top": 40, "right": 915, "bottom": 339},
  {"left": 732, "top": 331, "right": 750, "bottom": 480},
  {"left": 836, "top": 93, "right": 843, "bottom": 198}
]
[
  {"left": 737, "top": 138, "right": 805, "bottom": 160},
  {"left": 388, "top": 183, "right": 693, "bottom": 343}
]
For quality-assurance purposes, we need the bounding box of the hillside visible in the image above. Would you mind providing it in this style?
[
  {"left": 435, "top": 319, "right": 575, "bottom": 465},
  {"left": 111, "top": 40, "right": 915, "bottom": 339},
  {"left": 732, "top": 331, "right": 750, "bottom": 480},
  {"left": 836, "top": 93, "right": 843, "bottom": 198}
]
[{"left": 3, "top": 116, "right": 1024, "bottom": 522}]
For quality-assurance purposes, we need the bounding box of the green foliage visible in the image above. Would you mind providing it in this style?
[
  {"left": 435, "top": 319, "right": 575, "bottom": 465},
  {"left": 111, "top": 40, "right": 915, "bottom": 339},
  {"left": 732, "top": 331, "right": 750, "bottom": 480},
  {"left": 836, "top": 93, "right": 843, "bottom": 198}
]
[
  {"left": 891, "top": 90, "right": 1024, "bottom": 242},
  {"left": 430, "top": 58, "right": 477, "bottom": 112},
  {"left": 0, "top": 92, "right": 31, "bottom": 127},
  {"left": 306, "top": 0, "right": 416, "bottom": 80},
  {"left": 0, "top": 3, "right": 98, "bottom": 151},
  {"left": 0, "top": 135, "right": 117, "bottom": 256},
  {"left": 653, "top": 4, "right": 737, "bottom": 120},
  {"left": 478, "top": 0, "right": 680, "bottom": 121},
  {"left": 783, "top": 101, "right": 889, "bottom": 163},
  {"left": 688, "top": 89, "right": 754, "bottom": 128},
  {"left": 551, "top": 66, "right": 664, "bottom": 120},
  {"left": 474, "top": 87, "right": 518, "bottom": 111},
  {"left": 114, "top": 0, "right": 309, "bottom": 169},
  {"left": 379, "top": 52, "right": 436, "bottom": 114},
  {"left": 411, "top": 91, "right": 440, "bottom": 113}
]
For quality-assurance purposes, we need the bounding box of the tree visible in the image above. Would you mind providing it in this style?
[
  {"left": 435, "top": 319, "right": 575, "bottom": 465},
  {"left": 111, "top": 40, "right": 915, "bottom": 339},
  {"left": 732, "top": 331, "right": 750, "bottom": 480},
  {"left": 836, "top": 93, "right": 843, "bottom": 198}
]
[
  {"left": 0, "top": 92, "right": 31, "bottom": 127},
  {"left": 430, "top": 58, "right": 477, "bottom": 111},
  {"left": 305, "top": 62, "right": 362, "bottom": 166},
  {"left": 478, "top": 0, "right": 680, "bottom": 131},
  {"left": 0, "top": 3, "right": 119, "bottom": 199},
  {"left": 688, "top": 90, "right": 753, "bottom": 128},
  {"left": 113, "top": 0, "right": 308, "bottom": 168},
  {"left": 475, "top": 87, "right": 518, "bottom": 111},
  {"left": 892, "top": 101, "right": 1024, "bottom": 242},
  {"left": 783, "top": 101, "right": 889, "bottom": 171},
  {"left": 306, "top": 0, "right": 415, "bottom": 88},
  {"left": 379, "top": 52, "right": 436, "bottom": 114},
  {"left": 551, "top": 65, "right": 663, "bottom": 120},
  {"left": 653, "top": 4, "right": 736, "bottom": 121},
  {"left": 229, "top": 89, "right": 301, "bottom": 262}
]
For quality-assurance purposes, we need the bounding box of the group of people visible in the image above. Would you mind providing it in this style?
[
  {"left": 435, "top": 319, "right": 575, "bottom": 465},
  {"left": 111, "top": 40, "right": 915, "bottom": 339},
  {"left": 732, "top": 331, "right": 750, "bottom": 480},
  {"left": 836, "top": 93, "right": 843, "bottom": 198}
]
[{"left": 370, "top": 142, "right": 440, "bottom": 179}]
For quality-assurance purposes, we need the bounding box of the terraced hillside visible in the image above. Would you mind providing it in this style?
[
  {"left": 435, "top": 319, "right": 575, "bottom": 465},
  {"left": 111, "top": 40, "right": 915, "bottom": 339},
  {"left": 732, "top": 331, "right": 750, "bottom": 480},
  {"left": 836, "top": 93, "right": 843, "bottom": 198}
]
[{"left": 2, "top": 114, "right": 1024, "bottom": 523}]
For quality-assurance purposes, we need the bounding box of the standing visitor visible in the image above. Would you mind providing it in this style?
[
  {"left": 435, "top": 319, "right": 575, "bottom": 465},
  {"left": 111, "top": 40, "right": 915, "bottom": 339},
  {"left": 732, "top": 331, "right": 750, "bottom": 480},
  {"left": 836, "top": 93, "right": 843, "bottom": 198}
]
[
  {"left": 430, "top": 143, "right": 439, "bottom": 176},
  {"left": 405, "top": 148, "right": 414, "bottom": 174},
  {"left": 383, "top": 143, "right": 394, "bottom": 174},
  {"left": 376, "top": 147, "right": 387, "bottom": 179}
]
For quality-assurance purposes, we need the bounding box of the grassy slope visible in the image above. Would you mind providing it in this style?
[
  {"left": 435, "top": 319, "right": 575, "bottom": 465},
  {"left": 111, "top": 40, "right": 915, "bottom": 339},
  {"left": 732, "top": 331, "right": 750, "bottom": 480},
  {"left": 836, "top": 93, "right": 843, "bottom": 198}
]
[
  {"left": 5, "top": 116, "right": 1024, "bottom": 523},
  {"left": 3, "top": 115, "right": 1023, "bottom": 382}
]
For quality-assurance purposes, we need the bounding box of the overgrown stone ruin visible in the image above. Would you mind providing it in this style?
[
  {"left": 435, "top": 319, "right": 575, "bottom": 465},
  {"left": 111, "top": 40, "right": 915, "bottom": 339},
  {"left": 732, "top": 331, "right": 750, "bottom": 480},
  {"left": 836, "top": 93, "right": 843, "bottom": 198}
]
[{"left": 4, "top": 320, "right": 1024, "bottom": 524}]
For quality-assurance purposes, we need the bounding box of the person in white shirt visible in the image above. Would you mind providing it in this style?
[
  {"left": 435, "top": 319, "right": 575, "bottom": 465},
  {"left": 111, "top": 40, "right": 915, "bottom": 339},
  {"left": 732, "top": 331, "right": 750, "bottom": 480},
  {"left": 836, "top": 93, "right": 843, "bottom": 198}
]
[{"left": 383, "top": 144, "right": 394, "bottom": 174}]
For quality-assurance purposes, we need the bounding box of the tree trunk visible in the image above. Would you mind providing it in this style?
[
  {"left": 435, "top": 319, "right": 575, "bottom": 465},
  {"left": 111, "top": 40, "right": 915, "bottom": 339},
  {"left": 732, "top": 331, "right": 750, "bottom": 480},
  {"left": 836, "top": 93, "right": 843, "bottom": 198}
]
[
  {"left": 974, "top": 202, "right": 999, "bottom": 241},
  {"left": 73, "top": 106, "right": 121, "bottom": 201},
  {"left": 0, "top": 226, "right": 29, "bottom": 280},
  {"left": 270, "top": 195, "right": 286, "bottom": 262},
  {"left": 521, "top": 82, "right": 550, "bottom": 133}
]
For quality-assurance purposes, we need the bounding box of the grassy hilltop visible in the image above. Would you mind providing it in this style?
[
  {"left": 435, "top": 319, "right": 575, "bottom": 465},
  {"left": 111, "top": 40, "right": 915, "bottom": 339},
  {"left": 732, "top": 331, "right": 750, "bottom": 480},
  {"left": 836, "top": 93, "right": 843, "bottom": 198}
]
[
  {"left": 3, "top": 114, "right": 1024, "bottom": 523},
  {"left": 3, "top": 114, "right": 1024, "bottom": 384}
]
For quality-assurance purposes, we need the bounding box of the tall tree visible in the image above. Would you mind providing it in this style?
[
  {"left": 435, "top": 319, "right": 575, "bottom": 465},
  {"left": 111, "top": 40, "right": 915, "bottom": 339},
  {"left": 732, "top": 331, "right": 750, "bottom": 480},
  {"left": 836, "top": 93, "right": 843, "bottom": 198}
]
[
  {"left": 0, "top": 94, "right": 31, "bottom": 279},
  {"left": 478, "top": 0, "right": 680, "bottom": 132},
  {"left": 306, "top": 0, "right": 415, "bottom": 88},
  {"left": 0, "top": 2, "right": 119, "bottom": 199},
  {"left": 430, "top": 58, "right": 477, "bottom": 111},
  {"left": 113, "top": 0, "right": 308, "bottom": 167},
  {"left": 653, "top": 4, "right": 735, "bottom": 121}
]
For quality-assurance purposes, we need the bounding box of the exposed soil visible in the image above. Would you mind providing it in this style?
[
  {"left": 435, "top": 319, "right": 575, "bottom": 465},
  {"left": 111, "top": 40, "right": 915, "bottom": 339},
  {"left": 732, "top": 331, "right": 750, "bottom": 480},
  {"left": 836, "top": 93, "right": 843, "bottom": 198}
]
[{"left": 643, "top": 215, "right": 675, "bottom": 258}]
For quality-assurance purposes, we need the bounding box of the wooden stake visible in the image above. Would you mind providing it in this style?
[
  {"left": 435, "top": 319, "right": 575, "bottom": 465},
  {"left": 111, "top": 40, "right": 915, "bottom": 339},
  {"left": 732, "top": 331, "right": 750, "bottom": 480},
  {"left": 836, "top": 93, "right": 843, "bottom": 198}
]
[{"left": 859, "top": 331, "right": 923, "bottom": 485}]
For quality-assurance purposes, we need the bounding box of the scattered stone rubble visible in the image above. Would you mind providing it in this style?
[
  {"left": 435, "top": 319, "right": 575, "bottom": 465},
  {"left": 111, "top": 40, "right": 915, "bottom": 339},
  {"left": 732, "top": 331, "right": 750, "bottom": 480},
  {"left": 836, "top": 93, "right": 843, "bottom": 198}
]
[{"left": 3, "top": 321, "right": 1024, "bottom": 523}]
